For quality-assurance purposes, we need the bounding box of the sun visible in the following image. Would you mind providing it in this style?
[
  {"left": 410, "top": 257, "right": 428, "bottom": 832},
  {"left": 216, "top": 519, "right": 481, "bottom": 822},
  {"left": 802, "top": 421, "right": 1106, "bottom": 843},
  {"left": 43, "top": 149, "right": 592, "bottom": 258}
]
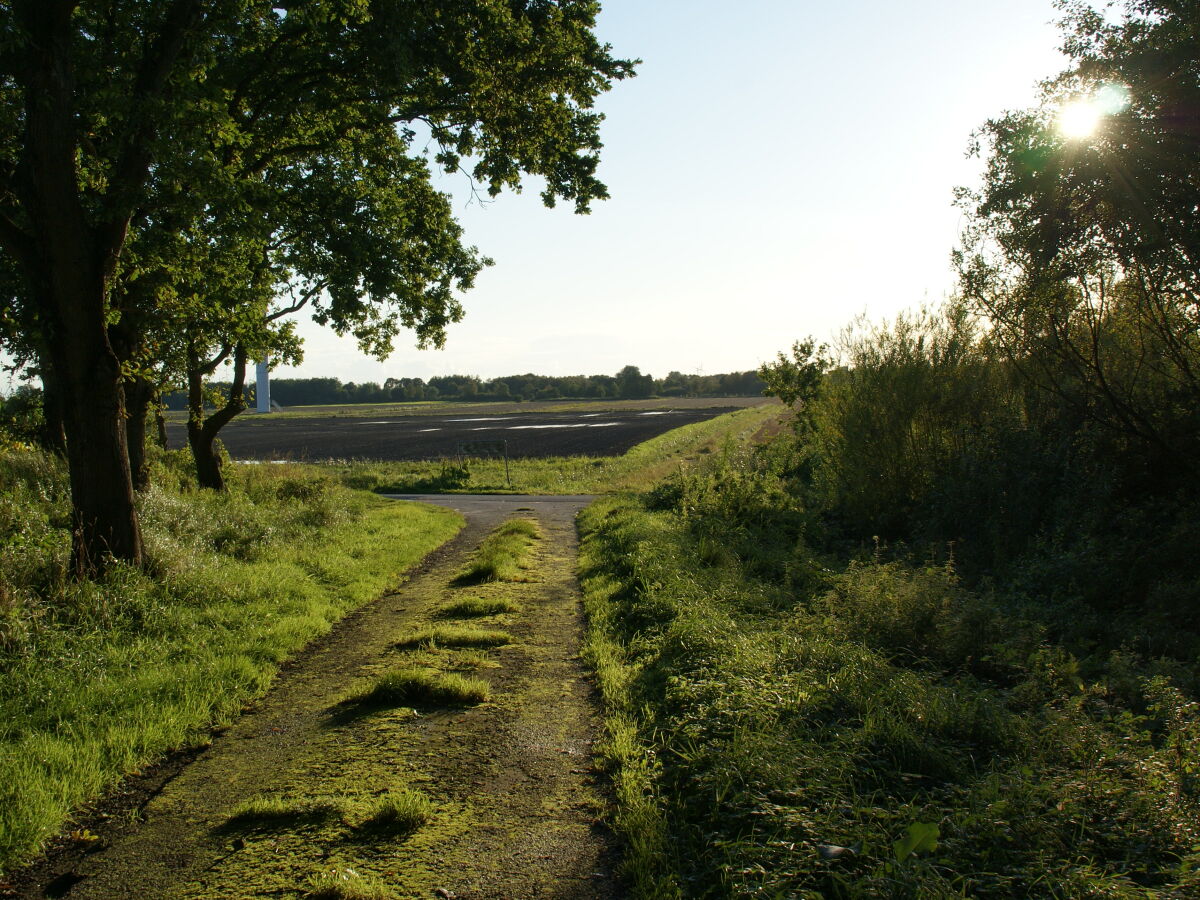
[
  {"left": 1056, "top": 83, "right": 1131, "bottom": 140},
  {"left": 1058, "top": 99, "right": 1103, "bottom": 138}
]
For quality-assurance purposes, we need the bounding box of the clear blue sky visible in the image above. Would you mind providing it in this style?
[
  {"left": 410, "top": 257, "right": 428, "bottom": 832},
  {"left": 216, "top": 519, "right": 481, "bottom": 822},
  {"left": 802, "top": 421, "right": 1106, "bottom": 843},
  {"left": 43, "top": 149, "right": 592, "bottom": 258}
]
[{"left": 278, "top": 1, "right": 1069, "bottom": 383}]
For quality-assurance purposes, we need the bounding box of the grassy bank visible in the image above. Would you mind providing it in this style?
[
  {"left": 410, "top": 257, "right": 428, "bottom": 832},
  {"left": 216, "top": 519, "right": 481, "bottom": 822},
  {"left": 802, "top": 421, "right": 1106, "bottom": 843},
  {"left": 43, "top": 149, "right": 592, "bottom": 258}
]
[
  {"left": 0, "top": 450, "right": 463, "bottom": 874},
  {"left": 333, "top": 403, "right": 783, "bottom": 495},
  {"left": 579, "top": 482, "right": 1200, "bottom": 898}
]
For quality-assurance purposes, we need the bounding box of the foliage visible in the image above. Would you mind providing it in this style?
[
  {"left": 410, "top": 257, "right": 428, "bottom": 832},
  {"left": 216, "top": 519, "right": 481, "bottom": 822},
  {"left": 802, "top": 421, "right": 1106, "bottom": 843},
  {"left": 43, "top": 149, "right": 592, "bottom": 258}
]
[
  {"left": 757, "top": 337, "right": 830, "bottom": 431},
  {"left": 955, "top": 0, "right": 1200, "bottom": 470},
  {"left": 0, "top": 385, "right": 42, "bottom": 449}
]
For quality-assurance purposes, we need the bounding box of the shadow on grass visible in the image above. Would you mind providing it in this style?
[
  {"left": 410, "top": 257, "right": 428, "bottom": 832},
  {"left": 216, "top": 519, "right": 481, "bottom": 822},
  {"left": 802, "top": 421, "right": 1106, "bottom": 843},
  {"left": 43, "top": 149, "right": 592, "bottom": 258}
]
[
  {"left": 214, "top": 796, "right": 347, "bottom": 834},
  {"left": 326, "top": 669, "right": 489, "bottom": 726}
]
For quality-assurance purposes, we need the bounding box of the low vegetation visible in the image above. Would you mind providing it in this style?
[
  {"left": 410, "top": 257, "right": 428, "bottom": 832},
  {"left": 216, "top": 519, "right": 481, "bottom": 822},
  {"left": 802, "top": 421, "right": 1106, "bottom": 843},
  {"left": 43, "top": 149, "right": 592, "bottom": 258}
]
[
  {"left": 339, "top": 668, "right": 490, "bottom": 711},
  {"left": 453, "top": 518, "right": 541, "bottom": 584},
  {"left": 304, "top": 867, "right": 396, "bottom": 900},
  {"left": 580, "top": 289, "right": 1200, "bottom": 896},
  {"left": 436, "top": 597, "right": 520, "bottom": 618},
  {"left": 356, "top": 790, "right": 433, "bottom": 835},
  {"left": 224, "top": 795, "right": 350, "bottom": 830},
  {"left": 393, "top": 625, "right": 512, "bottom": 650},
  {"left": 0, "top": 449, "right": 462, "bottom": 874},
  {"left": 581, "top": 483, "right": 1200, "bottom": 897}
]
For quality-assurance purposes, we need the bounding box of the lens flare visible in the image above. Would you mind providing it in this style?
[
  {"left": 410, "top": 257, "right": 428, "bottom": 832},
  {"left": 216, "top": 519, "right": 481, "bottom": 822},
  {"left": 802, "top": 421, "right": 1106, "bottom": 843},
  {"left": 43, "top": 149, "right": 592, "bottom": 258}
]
[{"left": 1056, "top": 83, "right": 1130, "bottom": 139}]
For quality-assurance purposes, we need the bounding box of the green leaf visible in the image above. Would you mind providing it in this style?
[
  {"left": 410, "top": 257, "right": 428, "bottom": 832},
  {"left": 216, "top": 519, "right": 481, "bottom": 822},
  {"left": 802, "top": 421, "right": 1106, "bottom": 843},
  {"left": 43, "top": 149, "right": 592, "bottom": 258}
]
[{"left": 893, "top": 822, "right": 940, "bottom": 862}]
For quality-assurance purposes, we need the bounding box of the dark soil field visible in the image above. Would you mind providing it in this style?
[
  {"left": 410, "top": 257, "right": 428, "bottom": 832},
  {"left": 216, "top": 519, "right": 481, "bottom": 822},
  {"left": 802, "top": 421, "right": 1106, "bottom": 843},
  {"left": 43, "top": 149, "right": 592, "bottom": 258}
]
[{"left": 167, "top": 398, "right": 767, "bottom": 461}]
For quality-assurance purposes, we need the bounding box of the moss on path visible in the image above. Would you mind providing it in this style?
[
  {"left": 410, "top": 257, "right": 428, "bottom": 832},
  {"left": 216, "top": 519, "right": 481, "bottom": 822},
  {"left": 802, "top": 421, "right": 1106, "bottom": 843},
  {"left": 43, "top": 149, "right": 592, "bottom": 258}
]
[{"left": 18, "top": 497, "right": 617, "bottom": 900}]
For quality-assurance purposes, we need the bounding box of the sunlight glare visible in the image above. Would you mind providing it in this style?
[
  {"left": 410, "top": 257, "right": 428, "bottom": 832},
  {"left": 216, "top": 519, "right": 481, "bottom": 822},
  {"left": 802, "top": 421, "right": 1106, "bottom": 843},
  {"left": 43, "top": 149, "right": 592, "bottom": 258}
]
[{"left": 1057, "top": 83, "right": 1130, "bottom": 139}]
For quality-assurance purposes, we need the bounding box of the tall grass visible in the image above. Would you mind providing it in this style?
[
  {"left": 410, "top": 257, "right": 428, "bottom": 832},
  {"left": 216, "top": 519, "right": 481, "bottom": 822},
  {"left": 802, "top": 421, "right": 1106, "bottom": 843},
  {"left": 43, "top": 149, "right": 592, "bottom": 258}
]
[
  {"left": 579, "top": 484, "right": 1200, "bottom": 898},
  {"left": 0, "top": 449, "right": 462, "bottom": 875}
]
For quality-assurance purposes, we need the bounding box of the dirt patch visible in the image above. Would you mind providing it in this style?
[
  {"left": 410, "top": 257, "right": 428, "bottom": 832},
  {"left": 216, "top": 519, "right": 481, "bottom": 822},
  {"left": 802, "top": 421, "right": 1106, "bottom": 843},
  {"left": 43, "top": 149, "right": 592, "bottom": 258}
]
[{"left": 11, "top": 497, "right": 617, "bottom": 900}]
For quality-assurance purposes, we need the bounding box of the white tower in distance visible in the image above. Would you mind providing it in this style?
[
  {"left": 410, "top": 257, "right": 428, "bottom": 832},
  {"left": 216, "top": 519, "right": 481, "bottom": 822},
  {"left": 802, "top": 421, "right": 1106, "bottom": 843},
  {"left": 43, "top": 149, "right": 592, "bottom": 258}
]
[{"left": 255, "top": 359, "right": 271, "bottom": 413}]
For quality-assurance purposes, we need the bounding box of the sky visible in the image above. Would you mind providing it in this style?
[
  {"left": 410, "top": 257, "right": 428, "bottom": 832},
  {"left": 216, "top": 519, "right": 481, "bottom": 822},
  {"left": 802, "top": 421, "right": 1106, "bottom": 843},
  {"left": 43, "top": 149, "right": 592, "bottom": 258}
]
[{"left": 119, "top": 2, "right": 1080, "bottom": 389}]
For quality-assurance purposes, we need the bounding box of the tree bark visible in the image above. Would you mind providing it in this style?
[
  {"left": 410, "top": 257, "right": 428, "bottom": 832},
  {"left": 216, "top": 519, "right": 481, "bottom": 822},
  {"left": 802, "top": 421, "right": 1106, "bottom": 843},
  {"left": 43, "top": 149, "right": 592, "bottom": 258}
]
[
  {"left": 20, "top": 2, "right": 143, "bottom": 575},
  {"left": 187, "top": 345, "right": 248, "bottom": 491}
]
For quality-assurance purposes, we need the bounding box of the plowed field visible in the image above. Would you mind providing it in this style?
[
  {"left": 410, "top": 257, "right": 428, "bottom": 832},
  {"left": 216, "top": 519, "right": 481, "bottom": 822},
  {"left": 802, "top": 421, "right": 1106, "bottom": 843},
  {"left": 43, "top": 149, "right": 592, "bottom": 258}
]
[{"left": 168, "top": 399, "right": 766, "bottom": 461}]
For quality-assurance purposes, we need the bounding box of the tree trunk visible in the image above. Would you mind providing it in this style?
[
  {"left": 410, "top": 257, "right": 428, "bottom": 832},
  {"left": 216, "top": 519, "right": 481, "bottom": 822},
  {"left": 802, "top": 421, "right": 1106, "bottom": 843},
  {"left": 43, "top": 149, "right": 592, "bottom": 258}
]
[
  {"left": 155, "top": 404, "right": 169, "bottom": 449},
  {"left": 20, "top": 6, "right": 143, "bottom": 576},
  {"left": 125, "top": 377, "right": 154, "bottom": 491},
  {"left": 187, "top": 345, "right": 248, "bottom": 491},
  {"left": 42, "top": 322, "right": 144, "bottom": 576}
]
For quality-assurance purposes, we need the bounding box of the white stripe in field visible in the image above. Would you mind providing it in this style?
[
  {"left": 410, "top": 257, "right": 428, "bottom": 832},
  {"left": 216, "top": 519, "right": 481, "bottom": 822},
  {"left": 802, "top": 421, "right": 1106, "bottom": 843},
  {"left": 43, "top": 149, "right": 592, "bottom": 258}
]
[
  {"left": 506, "top": 422, "right": 620, "bottom": 429},
  {"left": 357, "top": 421, "right": 396, "bottom": 425},
  {"left": 418, "top": 427, "right": 441, "bottom": 432},
  {"left": 637, "top": 411, "right": 671, "bottom": 415},
  {"left": 447, "top": 417, "right": 504, "bottom": 422}
]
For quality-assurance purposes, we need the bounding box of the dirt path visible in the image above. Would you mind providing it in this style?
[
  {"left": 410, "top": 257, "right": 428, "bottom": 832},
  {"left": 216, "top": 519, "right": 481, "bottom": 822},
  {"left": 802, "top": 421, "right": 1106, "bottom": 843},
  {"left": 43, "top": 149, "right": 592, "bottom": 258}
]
[{"left": 20, "top": 495, "right": 617, "bottom": 900}]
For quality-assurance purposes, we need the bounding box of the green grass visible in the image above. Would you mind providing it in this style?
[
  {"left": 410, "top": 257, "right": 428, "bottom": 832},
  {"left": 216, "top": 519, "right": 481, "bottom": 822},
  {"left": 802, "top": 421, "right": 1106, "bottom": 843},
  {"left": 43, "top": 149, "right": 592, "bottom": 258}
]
[
  {"left": 331, "top": 403, "right": 783, "bottom": 495},
  {"left": 304, "top": 867, "right": 396, "bottom": 900},
  {"left": 578, "top": 491, "right": 1200, "bottom": 898},
  {"left": 452, "top": 518, "right": 540, "bottom": 584},
  {"left": 393, "top": 625, "right": 512, "bottom": 650},
  {"left": 340, "top": 668, "right": 490, "bottom": 710},
  {"left": 0, "top": 449, "right": 463, "bottom": 876},
  {"left": 436, "top": 597, "right": 520, "bottom": 618},
  {"left": 355, "top": 790, "right": 432, "bottom": 834}
]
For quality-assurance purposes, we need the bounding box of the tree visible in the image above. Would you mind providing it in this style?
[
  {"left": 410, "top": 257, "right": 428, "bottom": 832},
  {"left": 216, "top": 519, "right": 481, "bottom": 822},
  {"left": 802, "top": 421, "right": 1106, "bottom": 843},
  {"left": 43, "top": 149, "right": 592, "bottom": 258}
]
[
  {"left": 758, "top": 337, "right": 829, "bottom": 431},
  {"left": 0, "top": 1, "right": 634, "bottom": 575},
  {"left": 955, "top": 0, "right": 1200, "bottom": 468},
  {"left": 616, "top": 364, "right": 653, "bottom": 399}
]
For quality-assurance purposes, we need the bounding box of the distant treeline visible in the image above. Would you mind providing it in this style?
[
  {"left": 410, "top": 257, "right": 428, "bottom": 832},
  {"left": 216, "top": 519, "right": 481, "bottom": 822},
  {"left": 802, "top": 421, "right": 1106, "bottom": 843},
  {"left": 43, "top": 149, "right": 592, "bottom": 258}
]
[{"left": 162, "top": 365, "right": 766, "bottom": 409}]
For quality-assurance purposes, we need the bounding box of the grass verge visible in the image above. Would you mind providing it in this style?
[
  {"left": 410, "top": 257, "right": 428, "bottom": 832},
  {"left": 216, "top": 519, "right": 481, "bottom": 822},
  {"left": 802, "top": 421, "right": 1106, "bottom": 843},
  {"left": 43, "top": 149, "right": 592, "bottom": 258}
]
[
  {"left": 578, "top": 493, "right": 1200, "bottom": 898},
  {"left": 0, "top": 449, "right": 463, "bottom": 875}
]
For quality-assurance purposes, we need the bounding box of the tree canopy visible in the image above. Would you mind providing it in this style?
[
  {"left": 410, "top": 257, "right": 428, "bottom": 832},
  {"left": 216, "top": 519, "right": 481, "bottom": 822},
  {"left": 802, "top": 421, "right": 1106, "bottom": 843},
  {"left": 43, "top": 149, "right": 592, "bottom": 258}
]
[{"left": 955, "top": 0, "right": 1200, "bottom": 467}]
